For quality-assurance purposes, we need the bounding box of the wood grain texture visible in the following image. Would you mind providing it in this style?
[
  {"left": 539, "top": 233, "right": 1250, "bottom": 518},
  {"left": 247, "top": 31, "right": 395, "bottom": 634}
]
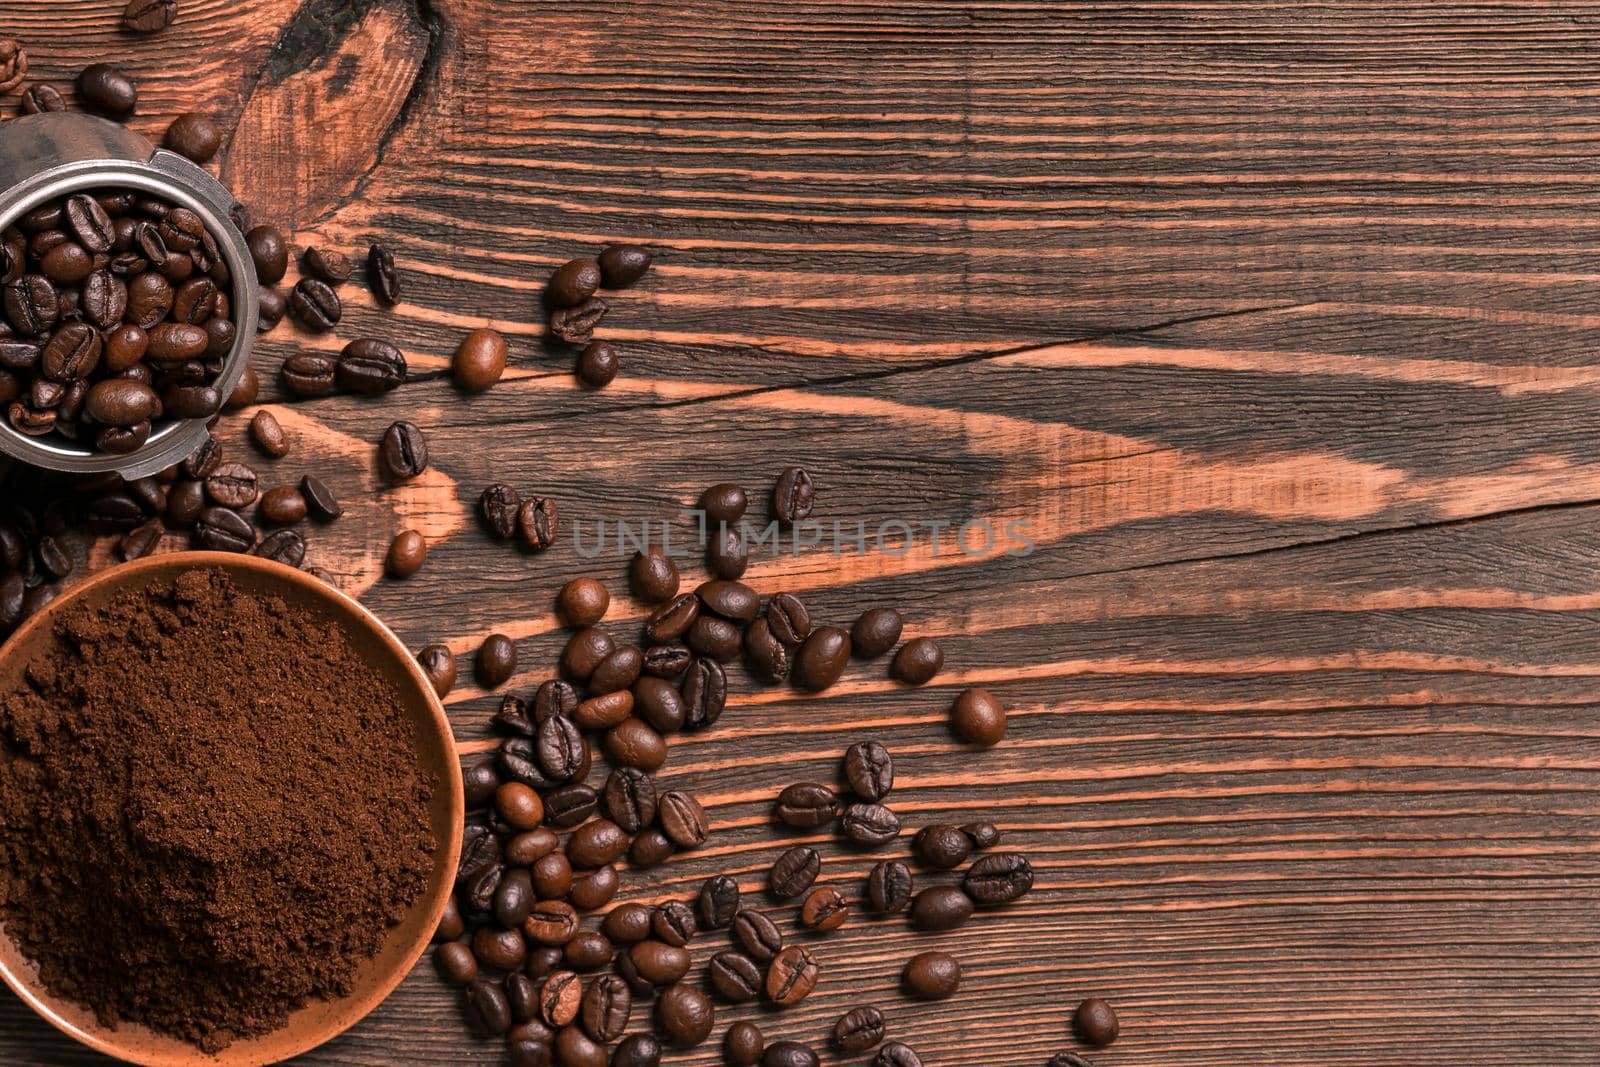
[{"left": 4, "top": 1, "right": 1600, "bottom": 1064}]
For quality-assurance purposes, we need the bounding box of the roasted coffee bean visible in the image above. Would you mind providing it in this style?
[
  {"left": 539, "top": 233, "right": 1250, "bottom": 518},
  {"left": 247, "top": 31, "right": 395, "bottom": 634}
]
[
  {"left": 628, "top": 940, "right": 690, "bottom": 986},
  {"left": 337, "top": 338, "right": 407, "bottom": 394},
  {"left": 433, "top": 896, "right": 466, "bottom": 942},
  {"left": 434, "top": 942, "right": 477, "bottom": 987},
  {"left": 913, "top": 824, "right": 971, "bottom": 870},
  {"left": 527, "top": 902, "right": 581, "bottom": 948},
  {"left": 452, "top": 328, "right": 506, "bottom": 391},
  {"left": 760, "top": 594, "right": 809, "bottom": 650},
  {"left": 543, "top": 783, "right": 598, "bottom": 828},
  {"left": 602, "top": 903, "right": 653, "bottom": 945},
  {"left": 656, "top": 982, "right": 714, "bottom": 1048},
  {"left": 303, "top": 246, "right": 352, "bottom": 285},
  {"left": 5, "top": 275, "right": 57, "bottom": 336},
  {"left": 80, "top": 271, "right": 127, "bottom": 331},
  {"left": 246, "top": 225, "right": 287, "bottom": 284},
  {"left": 526, "top": 945, "right": 565, "bottom": 980},
  {"left": 768, "top": 845, "right": 821, "bottom": 899},
  {"left": 368, "top": 243, "right": 400, "bottom": 305},
  {"left": 641, "top": 643, "right": 691, "bottom": 679},
  {"left": 657, "top": 790, "right": 707, "bottom": 848},
  {"left": 903, "top": 950, "right": 960, "bottom": 999},
  {"left": 164, "top": 113, "right": 221, "bottom": 163},
  {"left": 478, "top": 483, "right": 521, "bottom": 539},
  {"left": 724, "top": 1021, "right": 764, "bottom": 1066},
  {"left": 554, "top": 577, "right": 608, "bottom": 629},
  {"left": 574, "top": 690, "right": 632, "bottom": 730},
  {"left": 597, "top": 244, "right": 651, "bottom": 288},
  {"left": 680, "top": 656, "right": 726, "bottom": 729},
  {"left": 535, "top": 715, "right": 586, "bottom": 782},
  {"left": 39, "top": 323, "right": 100, "bottom": 382},
  {"left": 548, "top": 258, "right": 601, "bottom": 307},
  {"left": 461, "top": 762, "right": 501, "bottom": 811},
  {"left": 158, "top": 208, "right": 204, "bottom": 253},
  {"left": 473, "top": 925, "right": 528, "bottom": 972},
  {"left": 163, "top": 384, "right": 222, "bottom": 419},
  {"left": 204, "top": 317, "right": 235, "bottom": 357},
  {"left": 708, "top": 950, "right": 763, "bottom": 1003},
  {"left": 800, "top": 886, "right": 848, "bottom": 932},
  {"left": 288, "top": 277, "right": 341, "bottom": 331},
  {"left": 731, "top": 910, "right": 783, "bottom": 962},
  {"left": 774, "top": 782, "right": 837, "bottom": 829},
  {"left": 77, "top": 63, "right": 138, "bottom": 119},
  {"left": 417, "top": 644, "right": 457, "bottom": 698},
  {"left": 553, "top": 1026, "right": 605, "bottom": 1067},
  {"left": 765, "top": 945, "right": 819, "bottom": 1006},
  {"left": 628, "top": 548, "right": 679, "bottom": 603},
  {"left": 205, "top": 462, "right": 258, "bottom": 509},
  {"left": 506, "top": 828, "right": 559, "bottom": 867},
  {"left": 962, "top": 820, "right": 1002, "bottom": 850},
  {"left": 588, "top": 644, "right": 641, "bottom": 694},
  {"left": 20, "top": 84, "right": 65, "bottom": 114},
  {"left": 533, "top": 679, "right": 579, "bottom": 723},
  {"left": 1074, "top": 998, "right": 1119, "bottom": 1046},
  {"left": 696, "top": 874, "right": 740, "bottom": 930},
  {"left": 601, "top": 767, "right": 656, "bottom": 833},
  {"left": 764, "top": 1042, "right": 820, "bottom": 1067},
  {"left": 124, "top": 272, "right": 173, "bottom": 333},
  {"left": 611, "top": 1034, "right": 662, "bottom": 1067},
  {"left": 146, "top": 322, "right": 208, "bottom": 362},
  {"left": 560, "top": 627, "right": 613, "bottom": 682},
  {"left": 379, "top": 420, "right": 428, "bottom": 479},
  {"left": 909, "top": 885, "right": 974, "bottom": 931},
  {"left": 34, "top": 535, "right": 71, "bottom": 580},
  {"left": 477, "top": 633, "right": 518, "bottom": 688},
  {"left": 873, "top": 1042, "right": 923, "bottom": 1067},
  {"left": 844, "top": 740, "right": 893, "bottom": 801},
  {"left": 841, "top": 802, "right": 900, "bottom": 846},
  {"left": 832, "top": 1006, "right": 886, "bottom": 1053},
  {"left": 253, "top": 528, "right": 305, "bottom": 566},
  {"left": 508, "top": 1038, "right": 552, "bottom": 1067},
  {"left": 280, "top": 352, "right": 337, "bottom": 397},
  {"left": 1048, "top": 1055, "right": 1096, "bottom": 1067},
  {"left": 579, "top": 973, "right": 630, "bottom": 1041},
  {"left": 575, "top": 918, "right": 626, "bottom": 961},
  {"left": 103, "top": 324, "right": 148, "bottom": 371},
  {"left": 643, "top": 592, "right": 698, "bottom": 644},
  {"left": 548, "top": 297, "right": 607, "bottom": 344},
  {"left": 64, "top": 196, "right": 114, "bottom": 255},
  {"left": 41, "top": 242, "right": 93, "bottom": 286},
  {"left": 603, "top": 718, "right": 666, "bottom": 771},
  {"left": 497, "top": 782, "right": 545, "bottom": 830},
  {"left": 772, "top": 466, "right": 814, "bottom": 523},
  {"left": 182, "top": 436, "right": 223, "bottom": 480},
  {"left": 696, "top": 579, "right": 758, "bottom": 622},
  {"left": 300, "top": 474, "right": 341, "bottom": 521},
  {"left": 386, "top": 529, "right": 427, "bottom": 577},
  {"left": 574, "top": 340, "right": 618, "bottom": 388},
  {"left": 647, "top": 900, "right": 695, "bottom": 948},
  {"left": 495, "top": 868, "right": 536, "bottom": 928},
  {"left": 0, "top": 340, "right": 38, "bottom": 371},
  {"left": 743, "top": 619, "right": 789, "bottom": 684},
  {"left": 517, "top": 496, "right": 559, "bottom": 549},
  {"left": 705, "top": 524, "right": 747, "bottom": 578},
  {"left": 687, "top": 614, "right": 741, "bottom": 661},
  {"left": 699, "top": 482, "right": 746, "bottom": 524},
  {"left": 628, "top": 828, "right": 673, "bottom": 867},
  {"left": 493, "top": 695, "right": 534, "bottom": 737},
  {"left": 793, "top": 625, "right": 851, "bottom": 691},
  {"left": 613, "top": 947, "right": 654, "bottom": 995},
  {"left": 121, "top": 0, "right": 177, "bottom": 32},
  {"left": 850, "top": 607, "right": 903, "bottom": 658},
  {"left": 506, "top": 972, "right": 539, "bottom": 1023},
  {"left": 117, "top": 520, "right": 164, "bottom": 561},
  {"left": 226, "top": 364, "right": 259, "bottom": 409},
  {"left": 249, "top": 410, "right": 289, "bottom": 458},
  {"left": 537, "top": 969, "right": 582, "bottom": 1026},
  {"left": 567, "top": 819, "right": 628, "bottom": 869},
  {"left": 893, "top": 636, "right": 944, "bottom": 685},
  {"left": 951, "top": 686, "right": 1006, "bottom": 746},
  {"left": 963, "top": 852, "right": 1034, "bottom": 905},
  {"left": 569, "top": 864, "right": 619, "bottom": 911},
  {"left": 85, "top": 378, "right": 157, "bottom": 426}
]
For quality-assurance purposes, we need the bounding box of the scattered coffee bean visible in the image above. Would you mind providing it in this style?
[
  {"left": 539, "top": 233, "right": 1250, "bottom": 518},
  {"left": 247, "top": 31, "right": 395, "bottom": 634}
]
[
  {"left": 962, "top": 820, "right": 1003, "bottom": 849},
  {"left": 832, "top": 1005, "right": 886, "bottom": 1053},
  {"left": 867, "top": 861, "right": 913, "bottom": 916},
  {"left": 655, "top": 981, "right": 714, "bottom": 1047},
  {"left": 657, "top": 790, "right": 707, "bottom": 848},
  {"left": 840, "top": 802, "right": 900, "bottom": 846},
  {"left": 249, "top": 409, "right": 288, "bottom": 457},
  {"left": 964, "top": 852, "right": 1034, "bottom": 906},
  {"left": 478, "top": 484, "right": 521, "bottom": 540},
  {"left": 600, "top": 766, "right": 656, "bottom": 832},
  {"left": 774, "top": 781, "right": 838, "bottom": 829},
  {"left": 1048, "top": 1055, "right": 1096, "bottom": 1067},
  {"left": 628, "top": 828, "right": 673, "bottom": 867},
  {"left": 303, "top": 246, "right": 352, "bottom": 285},
  {"left": 628, "top": 939, "right": 691, "bottom": 986},
  {"left": 765, "top": 592, "right": 811, "bottom": 648},
  {"left": 578, "top": 973, "right": 631, "bottom": 1042},
  {"left": 644, "top": 592, "right": 698, "bottom": 644},
  {"left": 548, "top": 258, "right": 601, "bottom": 307},
  {"left": 844, "top": 740, "right": 893, "bottom": 801},
  {"left": 951, "top": 686, "right": 1006, "bottom": 745},
  {"left": 245, "top": 225, "right": 288, "bottom": 284},
  {"left": 708, "top": 950, "right": 762, "bottom": 1003},
  {"left": 255, "top": 290, "right": 285, "bottom": 333},
  {"left": 368, "top": 244, "right": 400, "bottom": 305},
  {"left": 768, "top": 845, "right": 821, "bottom": 899},
  {"left": 680, "top": 656, "right": 726, "bottom": 729},
  {"left": 772, "top": 466, "right": 814, "bottom": 523},
  {"left": 476, "top": 633, "right": 517, "bottom": 688},
  {"left": 597, "top": 244, "right": 652, "bottom": 288},
  {"left": 799, "top": 886, "right": 848, "bottom": 932},
  {"left": 892, "top": 636, "right": 944, "bottom": 685},
  {"left": 629, "top": 548, "right": 679, "bottom": 603},
  {"left": 537, "top": 969, "right": 582, "bottom": 1026},
  {"left": 731, "top": 909, "right": 783, "bottom": 962},
  {"left": 77, "top": 63, "right": 137, "bottom": 119},
  {"left": 913, "top": 824, "right": 971, "bottom": 870},
  {"left": 417, "top": 644, "right": 457, "bottom": 698},
  {"left": 696, "top": 874, "right": 740, "bottom": 930},
  {"left": 744, "top": 618, "right": 789, "bottom": 683},
  {"left": 20, "top": 85, "right": 65, "bottom": 114},
  {"left": 453, "top": 328, "right": 506, "bottom": 391},
  {"left": 548, "top": 297, "right": 607, "bottom": 344},
  {"left": 288, "top": 277, "right": 341, "bottom": 331},
  {"left": 1074, "top": 997, "right": 1119, "bottom": 1047},
  {"left": 300, "top": 475, "right": 342, "bottom": 521},
  {"left": 908, "top": 885, "right": 974, "bottom": 931},
  {"left": 121, "top": 0, "right": 177, "bottom": 34},
  {"left": 602, "top": 903, "right": 653, "bottom": 944},
  {"left": 724, "top": 1020, "right": 764, "bottom": 1066},
  {"left": 699, "top": 482, "right": 746, "bottom": 524},
  {"left": 280, "top": 352, "right": 336, "bottom": 397},
  {"left": 764, "top": 945, "right": 819, "bottom": 1006},
  {"left": 557, "top": 576, "right": 608, "bottom": 627},
  {"left": 575, "top": 341, "right": 618, "bottom": 388},
  {"left": 706, "top": 524, "right": 747, "bottom": 578},
  {"left": 851, "top": 607, "right": 903, "bottom": 658},
  {"left": 873, "top": 1042, "right": 923, "bottom": 1067},
  {"left": 651, "top": 900, "right": 697, "bottom": 947},
  {"left": 793, "top": 625, "right": 850, "bottom": 691},
  {"left": 385, "top": 529, "right": 427, "bottom": 577},
  {"left": 336, "top": 338, "right": 406, "bottom": 394},
  {"left": 472, "top": 925, "right": 527, "bottom": 972},
  {"left": 205, "top": 462, "right": 258, "bottom": 509},
  {"left": 379, "top": 420, "right": 428, "bottom": 480},
  {"left": 434, "top": 941, "right": 477, "bottom": 987},
  {"left": 517, "top": 496, "right": 559, "bottom": 549},
  {"left": 903, "top": 950, "right": 960, "bottom": 999},
  {"left": 163, "top": 113, "right": 221, "bottom": 164},
  {"left": 257, "top": 486, "right": 306, "bottom": 526}
]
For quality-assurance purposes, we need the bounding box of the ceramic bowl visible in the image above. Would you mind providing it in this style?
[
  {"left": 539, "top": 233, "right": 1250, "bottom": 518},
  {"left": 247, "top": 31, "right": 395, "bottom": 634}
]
[{"left": 0, "top": 552, "right": 462, "bottom": 1065}]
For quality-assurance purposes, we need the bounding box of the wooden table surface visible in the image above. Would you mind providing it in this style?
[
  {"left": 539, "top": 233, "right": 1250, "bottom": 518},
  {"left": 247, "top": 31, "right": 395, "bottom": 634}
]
[{"left": 5, "top": 2, "right": 1600, "bottom": 1064}]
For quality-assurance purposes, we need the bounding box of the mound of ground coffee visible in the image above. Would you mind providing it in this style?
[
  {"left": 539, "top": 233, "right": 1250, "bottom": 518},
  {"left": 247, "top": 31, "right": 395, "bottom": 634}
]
[{"left": 0, "top": 567, "right": 434, "bottom": 1051}]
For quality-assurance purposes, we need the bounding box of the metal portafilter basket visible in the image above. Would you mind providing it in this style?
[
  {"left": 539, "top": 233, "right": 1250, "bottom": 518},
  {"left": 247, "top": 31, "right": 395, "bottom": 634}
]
[{"left": 0, "top": 112, "right": 258, "bottom": 480}]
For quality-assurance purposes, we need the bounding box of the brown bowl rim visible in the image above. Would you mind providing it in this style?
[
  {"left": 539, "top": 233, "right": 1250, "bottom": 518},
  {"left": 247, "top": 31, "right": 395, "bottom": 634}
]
[{"left": 0, "top": 551, "right": 463, "bottom": 1065}]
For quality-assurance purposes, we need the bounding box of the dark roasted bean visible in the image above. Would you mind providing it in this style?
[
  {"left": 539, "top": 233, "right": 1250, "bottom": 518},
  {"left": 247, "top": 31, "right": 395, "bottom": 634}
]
[
  {"left": 963, "top": 852, "right": 1034, "bottom": 905},
  {"left": 164, "top": 113, "right": 221, "bottom": 164},
  {"left": 641, "top": 643, "right": 691, "bottom": 679},
  {"left": 548, "top": 297, "right": 607, "bottom": 344},
  {"left": 831, "top": 1005, "right": 886, "bottom": 1053},
  {"left": 851, "top": 607, "right": 903, "bottom": 658},
  {"left": 337, "top": 338, "right": 407, "bottom": 394},
  {"left": 1074, "top": 998, "right": 1120, "bottom": 1047},
  {"left": 743, "top": 618, "right": 789, "bottom": 684},
  {"left": 765, "top": 1042, "right": 820, "bottom": 1067},
  {"left": 767, "top": 846, "right": 820, "bottom": 899},
  {"left": 799, "top": 886, "right": 848, "bottom": 932},
  {"left": 686, "top": 613, "right": 741, "bottom": 661},
  {"left": 772, "top": 466, "right": 814, "bottom": 523},
  {"left": 841, "top": 802, "right": 900, "bottom": 846},
  {"left": 542, "top": 784, "right": 598, "bottom": 828},
  {"left": 417, "top": 644, "right": 456, "bottom": 698},
  {"left": 844, "top": 740, "right": 893, "bottom": 801},
  {"left": 628, "top": 548, "right": 679, "bottom": 603},
  {"left": 731, "top": 910, "right": 783, "bottom": 962},
  {"left": 548, "top": 258, "right": 601, "bottom": 307},
  {"left": 793, "top": 625, "right": 850, "bottom": 691},
  {"left": 121, "top": 0, "right": 177, "bottom": 33},
  {"left": 611, "top": 1033, "right": 660, "bottom": 1067},
  {"left": 77, "top": 63, "right": 138, "bottom": 119},
  {"left": 643, "top": 592, "right": 698, "bottom": 644},
  {"left": 476, "top": 632, "right": 517, "bottom": 688},
  {"left": 950, "top": 686, "right": 1006, "bottom": 746},
  {"left": 679, "top": 656, "right": 726, "bottom": 730},
  {"left": 892, "top": 636, "right": 944, "bottom": 685},
  {"left": 765, "top": 592, "right": 811, "bottom": 648},
  {"left": 303, "top": 246, "right": 352, "bottom": 285},
  {"left": 580, "top": 973, "right": 631, "bottom": 1042},
  {"left": 517, "top": 496, "right": 559, "bottom": 549},
  {"left": 252, "top": 528, "right": 305, "bottom": 566},
  {"left": 913, "top": 824, "right": 972, "bottom": 870},
  {"left": 288, "top": 277, "right": 341, "bottom": 331},
  {"left": 379, "top": 420, "right": 428, "bottom": 480},
  {"left": 597, "top": 244, "right": 651, "bottom": 288},
  {"left": 909, "top": 885, "right": 973, "bottom": 931},
  {"left": 903, "top": 950, "right": 960, "bottom": 1000},
  {"left": 628, "top": 939, "right": 690, "bottom": 986},
  {"left": 453, "top": 328, "right": 506, "bottom": 391},
  {"left": 193, "top": 505, "right": 255, "bottom": 552},
  {"left": 696, "top": 875, "right": 740, "bottom": 931},
  {"left": 708, "top": 950, "right": 762, "bottom": 1003},
  {"left": 774, "top": 782, "right": 838, "bottom": 829},
  {"left": 765, "top": 945, "right": 819, "bottom": 1006},
  {"left": 478, "top": 484, "right": 521, "bottom": 539},
  {"left": 300, "top": 474, "right": 341, "bottom": 521},
  {"left": 873, "top": 1042, "right": 923, "bottom": 1067},
  {"left": 651, "top": 900, "right": 697, "bottom": 947},
  {"left": 249, "top": 410, "right": 289, "bottom": 458},
  {"left": 600, "top": 766, "right": 656, "bottom": 833},
  {"left": 385, "top": 529, "right": 427, "bottom": 577},
  {"left": 962, "top": 820, "right": 1003, "bottom": 849},
  {"left": 657, "top": 790, "right": 707, "bottom": 848},
  {"left": 204, "top": 462, "right": 258, "bottom": 509},
  {"left": 281, "top": 352, "right": 337, "bottom": 397}
]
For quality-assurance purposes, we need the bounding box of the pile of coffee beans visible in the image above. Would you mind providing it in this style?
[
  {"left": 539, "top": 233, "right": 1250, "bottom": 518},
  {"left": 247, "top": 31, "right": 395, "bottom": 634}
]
[
  {"left": 543, "top": 245, "right": 652, "bottom": 389},
  {"left": 0, "top": 189, "right": 237, "bottom": 451}
]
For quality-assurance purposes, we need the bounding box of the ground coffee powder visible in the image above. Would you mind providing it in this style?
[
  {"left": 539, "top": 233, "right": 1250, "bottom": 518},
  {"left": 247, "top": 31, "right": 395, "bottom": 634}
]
[{"left": 0, "top": 567, "right": 434, "bottom": 1051}]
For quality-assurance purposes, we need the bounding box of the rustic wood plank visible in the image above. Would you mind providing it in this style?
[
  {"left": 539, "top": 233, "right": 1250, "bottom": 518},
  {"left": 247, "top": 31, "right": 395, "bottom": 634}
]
[{"left": 5, "top": 1, "right": 1600, "bottom": 1064}]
